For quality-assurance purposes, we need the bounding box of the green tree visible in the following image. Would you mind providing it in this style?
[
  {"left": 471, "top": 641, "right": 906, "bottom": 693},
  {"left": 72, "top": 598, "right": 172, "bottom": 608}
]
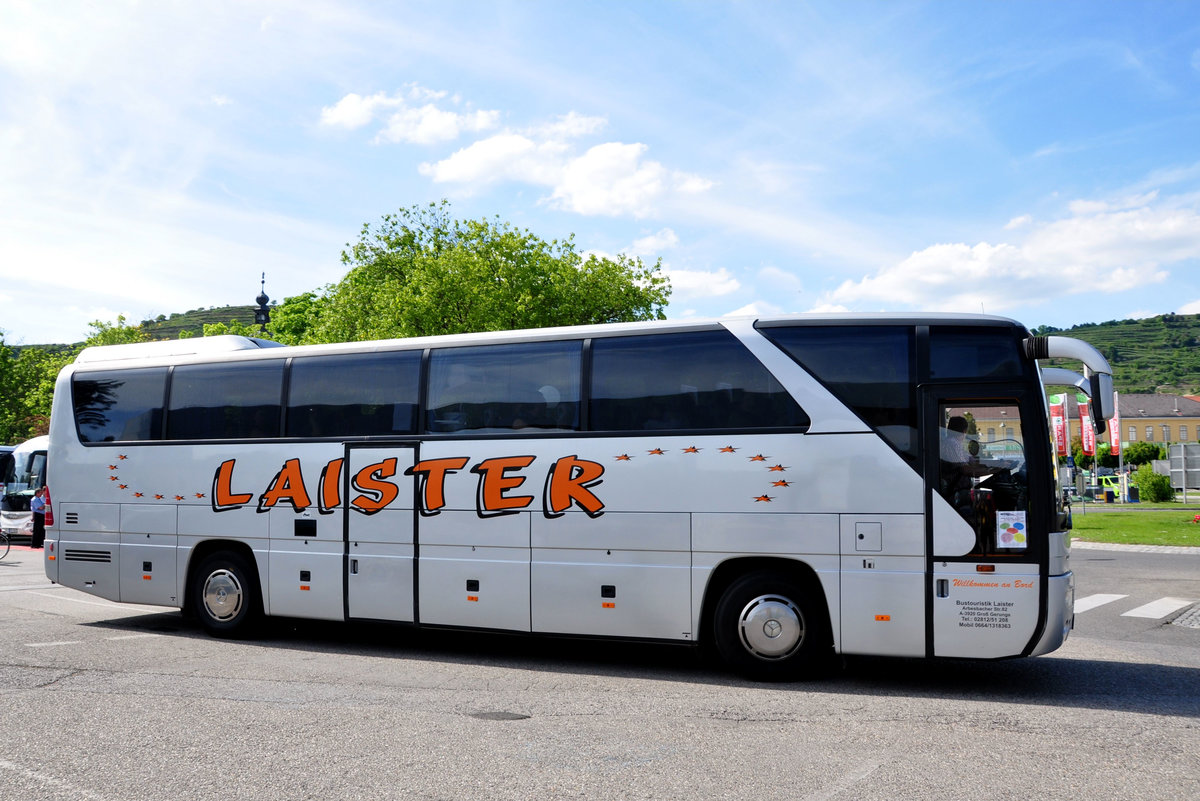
[
  {"left": 1131, "top": 463, "right": 1174, "bottom": 502},
  {"left": 1121, "top": 440, "right": 1162, "bottom": 466},
  {"left": 308, "top": 201, "right": 670, "bottom": 343},
  {"left": 1069, "top": 436, "right": 1094, "bottom": 471},
  {"left": 83, "top": 315, "right": 151, "bottom": 347}
]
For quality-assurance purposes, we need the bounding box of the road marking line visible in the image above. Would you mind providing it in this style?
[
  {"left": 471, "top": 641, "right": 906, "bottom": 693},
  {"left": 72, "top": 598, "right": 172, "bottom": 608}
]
[
  {"left": 105, "top": 633, "right": 160, "bottom": 641},
  {"left": 1074, "top": 593, "right": 1127, "bottom": 613},
  {"left": 25, "top": 641, "right": 82, "bottom": 648},
  {"left": 27, "top": 590, "right": 164, "bottom": 612},
  {"left": 1121, "top": 597, "right": 1194, "bottom": 619},
  {"left": 0, "top": 758, "right": 112, "bottom": 801}
]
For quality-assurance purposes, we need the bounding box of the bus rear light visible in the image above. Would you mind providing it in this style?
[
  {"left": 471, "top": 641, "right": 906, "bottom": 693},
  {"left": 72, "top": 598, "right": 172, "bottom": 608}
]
[
  {"left": 976, "top": 565, "right": 996, "bottom": 573},
  {"left": 44, "top": 487, "right": 53, "bottom": 527}
]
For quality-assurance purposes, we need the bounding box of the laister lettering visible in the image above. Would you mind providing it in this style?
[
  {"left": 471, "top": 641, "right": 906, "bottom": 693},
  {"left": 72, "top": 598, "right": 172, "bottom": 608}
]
[
  {"left": 472, "top": 456, "right": 536, "bottom": 515},
  {"left": 543, "top": 455, "right": 605, "bottom": 517},
  {"left": 351, "top": 458, "right": 400, "bottom": 514},
  {"left": 259, "top": 458, "right": 313, "bottom": 512},
  {"left": 212, "top": 459, "right": 254, "bottom": 511},
  {"left": 405, "top": 457, "right": 470, "bottom": 514}
]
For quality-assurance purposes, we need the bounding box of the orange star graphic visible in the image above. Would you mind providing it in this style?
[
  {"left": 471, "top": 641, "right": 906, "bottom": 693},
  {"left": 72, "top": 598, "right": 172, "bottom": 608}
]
[
  {"left": 772, "top": 480, "right": 791, "bottom": 487},
  {"left": 174, "top": 495, "right": 185, "bottom": 501},
  {"left": 109, "top": 476, "right": 119, "bottom": 481},
  {"left": 119, "top": 484, "right": 128, "bottom": 490},
  {"left": 155, "top": 495, "right": 164, "bottom": 500},
  {"left": 118, "top": 455, "right": 127, "bottom": 460},
  {"left": 195, "top": 493, "right": 206, "bottom": 499},
  {"left": 134, "top": 493, "right": 144, "bottom": 498},
  {"left": 108, "top": 465, "right": 118, "bottom": 470},
  {"left": 719, "top": 446, "right": 737, "bottom": 453},
  {"left": 754, "top": 495, "right": 773, "bottom": 503},
  {"left": 647, "top": 448, "right": 665, "bottom": 455},
  {"left": 749, "top": 454, "right": 767, "bottom": 462},
  {"left": 768, "top": 464, "right": 787, "bottom": 472},
  {"left": 615, "top": 454, "right": 632, "bottom": 461},
  {"left": 682, "top": 446, "right": 701, "bottom": 454}
]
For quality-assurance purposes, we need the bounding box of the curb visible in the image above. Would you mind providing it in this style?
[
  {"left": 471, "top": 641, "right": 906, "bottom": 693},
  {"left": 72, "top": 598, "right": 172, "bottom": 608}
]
[{"left": 1071, "top": 540, "right": 1200, "bottom": 555}]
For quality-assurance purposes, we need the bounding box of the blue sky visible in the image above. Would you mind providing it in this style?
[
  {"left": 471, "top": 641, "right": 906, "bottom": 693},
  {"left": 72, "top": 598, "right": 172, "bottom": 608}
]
[{"left": 2, "top": 1, "right": 1200, "bottom": 344}]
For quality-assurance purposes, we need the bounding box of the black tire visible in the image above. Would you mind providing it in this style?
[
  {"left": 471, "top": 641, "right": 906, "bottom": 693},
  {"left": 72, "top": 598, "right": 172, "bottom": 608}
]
[
  {"left": 712, "top": 569, "right": 830, "bottom": 681},
  {"left": 190, "top": 551, "right": 262, "bottom": 638}
]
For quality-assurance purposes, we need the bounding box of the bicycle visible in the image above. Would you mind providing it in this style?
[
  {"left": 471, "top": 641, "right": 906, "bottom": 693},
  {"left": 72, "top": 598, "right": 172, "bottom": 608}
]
[{"left": 0, "top": 531, "right": 9, "bottom": 560}]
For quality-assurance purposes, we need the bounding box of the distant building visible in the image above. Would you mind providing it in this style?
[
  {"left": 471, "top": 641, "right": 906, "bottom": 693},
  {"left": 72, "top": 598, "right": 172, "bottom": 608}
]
[{"left": 1064, "top": 393, "right": 1200, "bottom": 445}]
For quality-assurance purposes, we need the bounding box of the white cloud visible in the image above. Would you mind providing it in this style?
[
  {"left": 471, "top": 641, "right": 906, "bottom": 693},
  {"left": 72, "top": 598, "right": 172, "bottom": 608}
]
[
  {"left": 665, "top": 267, "right": 740, "bottom": 298},
  {"left": 550, "top": 142, "right": 667, "bottom": 217},
  {"left": 629, "top": 228, "right": 679, "bottom": 257},
  {"left": 823, "top": 195, "right": 1199, "bottom": 313},
  {"left": 759, "top": 265, "right": 804, "bottom": 293},
  {"left": 1178, "top": 299, "right": 1200, "bottom": 314},
  {"left": 320, "top": 86, "right": 498, "bottom": 144},
  {"left": 418, "top": 133, "right": 564, "bottom": 185},
  {"left": 320, "top": 91, "right": 400, "bottom": 129},
  {"left": 1004, "top": 214, "right": 1032, "bottom": 230},
  {"left": 725, "top": 301, "right": 787, "bottom": 318},
  {"left": 423, "top": 133, "right": 712, "bottom": 218},
  {"left": 376, "top": 105, "right": 499, "bottom": 145},
  {"left": 532, "top": 111, "right": 607, "bottom": 139}
]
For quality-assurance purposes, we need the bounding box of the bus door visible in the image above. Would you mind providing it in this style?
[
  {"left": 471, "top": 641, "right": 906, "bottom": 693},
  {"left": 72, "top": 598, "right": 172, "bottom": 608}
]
[
  {"left": 923, "top": 387, "right": 1043, "bottom": 658},
  {"left": 344, "top": 444, "right": 417, "bottom": 622}
]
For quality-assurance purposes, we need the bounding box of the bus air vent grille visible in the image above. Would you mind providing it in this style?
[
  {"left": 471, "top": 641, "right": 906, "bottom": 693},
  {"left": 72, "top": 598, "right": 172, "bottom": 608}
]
[
  {"left": 64, "top": 549, "right": 112, "bottom": 563},
  {"left": 64, "top": 512, "right": 79, "bottom": 525}
]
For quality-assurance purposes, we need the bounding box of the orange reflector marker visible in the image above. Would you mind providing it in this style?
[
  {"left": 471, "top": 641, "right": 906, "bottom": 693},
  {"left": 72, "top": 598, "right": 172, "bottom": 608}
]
[
  {"left": 300, "top": 585, "right": 310, "bottom": 591},
  {"left": 48, "top": 555, "right": 55, "bottom": 561},
  {"left": 875, "top": 614, "right": 891, "bottom": 622},
  {"left": 602, "top": 602, "right": 616, "bottom": 609},
  {"left": 467, "top": 595, "right": 479, "bottom": 602},
  {"left": 142, "top": 575, "right": 152, "bottom": 581},
  {"left": 977, "top": 564, "right": 996, "bottom": 573}
]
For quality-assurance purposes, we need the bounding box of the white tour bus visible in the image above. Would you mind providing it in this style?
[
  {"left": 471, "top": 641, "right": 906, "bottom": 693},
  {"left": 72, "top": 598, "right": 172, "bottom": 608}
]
[
  {"left": 2, "top": 435, "right": 49, "bottom": 541},
  {"left": 43, "top": 314, "right": 1113, "bottom": 679}
]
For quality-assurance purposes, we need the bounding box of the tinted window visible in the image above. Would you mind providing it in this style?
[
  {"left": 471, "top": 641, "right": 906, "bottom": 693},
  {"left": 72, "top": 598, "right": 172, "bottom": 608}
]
[
  {"left": 167, "top": 361, "right": 284, "bottom": 440},
  {"left": 287, "top": 351, "right": 421, "bottom": 437},
  {"left": 73, "top": 368, "right": 168, "bottom": 443},
  {"left": 426, "top": 341, "right": 581, "bottom": 433},
  {"left": 763, "top": 325, "right": 917, "bottom": 465},
  {"left": 930, "top": 326, "right": 1026, "bottom": 380},
  {"left": 590, "top": 330, "right": 807, "bottom": 431}
]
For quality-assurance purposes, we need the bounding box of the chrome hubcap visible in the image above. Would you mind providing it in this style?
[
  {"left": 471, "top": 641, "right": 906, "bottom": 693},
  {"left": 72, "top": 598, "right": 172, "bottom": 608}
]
[
  {"left": 202, "top": 569, "right": 243, "bottom": 622},
  {"left": 738, "top": 594, "right": 804, "bottom": 660}
]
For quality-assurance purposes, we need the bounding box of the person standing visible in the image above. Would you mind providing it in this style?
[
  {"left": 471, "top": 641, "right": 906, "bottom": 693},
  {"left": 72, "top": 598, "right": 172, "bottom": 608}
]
[{"left": 29, "top": 487, "right": 46, "bottom": 549}]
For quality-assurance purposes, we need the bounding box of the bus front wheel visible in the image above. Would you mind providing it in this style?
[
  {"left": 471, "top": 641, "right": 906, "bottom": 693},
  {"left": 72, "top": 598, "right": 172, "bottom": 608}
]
[
  {"left": 712, "top": 570, "right": 828, "bottom": 681},
  {"left": 190, "top": 551, "right": 261, "bottom": 638}
]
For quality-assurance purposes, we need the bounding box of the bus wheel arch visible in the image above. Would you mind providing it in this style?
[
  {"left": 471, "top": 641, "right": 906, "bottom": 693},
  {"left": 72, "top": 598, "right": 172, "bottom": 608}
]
[
  {"left": 186, "top": 542, "right": 263, "bottom": 638},
  {"left": 702, "top": 557, "right": 833, "bottom": 681}
]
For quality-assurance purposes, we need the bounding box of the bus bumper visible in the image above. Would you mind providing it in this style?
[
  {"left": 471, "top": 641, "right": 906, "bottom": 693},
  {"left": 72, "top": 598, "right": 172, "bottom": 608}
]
[{"left": 1030, "top": 571, "right": 1074, "bottom": 656}]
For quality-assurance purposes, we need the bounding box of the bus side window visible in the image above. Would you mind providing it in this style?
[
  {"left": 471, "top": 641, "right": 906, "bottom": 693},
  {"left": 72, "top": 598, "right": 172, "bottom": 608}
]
[
  {"left": 73, "top": 367, "right": 168, "bottom": 443},
  {"left": 589, "top": 330, "right": 808, "bottom": 432},
  {"left": 287, "top": 351, "right": 421, "bottom": 438},
  {"left": 425, "top": 341, "right": 582, "bottom": 434},
  {"left": 167, "top": 361, "right": 285, "bottom": 440}
]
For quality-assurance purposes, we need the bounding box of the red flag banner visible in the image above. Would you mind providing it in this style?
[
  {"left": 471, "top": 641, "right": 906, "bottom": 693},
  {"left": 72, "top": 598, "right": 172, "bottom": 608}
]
[
  {"left": 1109, "top": 391, "right": 1121, "bottom": 455},
  {"left": 1049, "top": 394, "right": 1068, "bottom": 456},
  {"left": 1077, "top": 393, "right": 1095, "bottom": 456}
]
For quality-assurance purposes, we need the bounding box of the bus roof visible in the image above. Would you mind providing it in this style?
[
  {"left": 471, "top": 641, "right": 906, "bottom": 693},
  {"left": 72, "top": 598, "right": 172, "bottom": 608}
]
[
  {"left": 75, "top": 335, "right": 284, "bottom": 364},
  {"left": 65, "top": 313, "right": 1029, "bottom": 369}
]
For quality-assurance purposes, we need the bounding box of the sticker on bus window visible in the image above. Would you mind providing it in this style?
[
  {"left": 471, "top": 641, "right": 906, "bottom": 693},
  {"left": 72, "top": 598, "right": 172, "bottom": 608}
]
[{"left": 997, "top": 511, "right": 1027, "bottom": 549}]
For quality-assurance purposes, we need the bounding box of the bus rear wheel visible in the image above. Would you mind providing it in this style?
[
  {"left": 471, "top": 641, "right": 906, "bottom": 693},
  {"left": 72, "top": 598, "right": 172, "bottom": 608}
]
[
  {"left": 712, "top": 570, "right": 828, "bottom": 681},
  {"left": 190, "top": 551, "right": 261, "bottom": 638}
]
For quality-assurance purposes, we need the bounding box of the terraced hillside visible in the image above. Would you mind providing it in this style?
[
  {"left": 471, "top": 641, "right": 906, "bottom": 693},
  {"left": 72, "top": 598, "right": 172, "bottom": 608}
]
[
  {"left": 1034, "top": 313, "right": 1200, "bottom": 394},
  {"left": 139, "top": 306, "right": 259, "bottom": 339}
]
